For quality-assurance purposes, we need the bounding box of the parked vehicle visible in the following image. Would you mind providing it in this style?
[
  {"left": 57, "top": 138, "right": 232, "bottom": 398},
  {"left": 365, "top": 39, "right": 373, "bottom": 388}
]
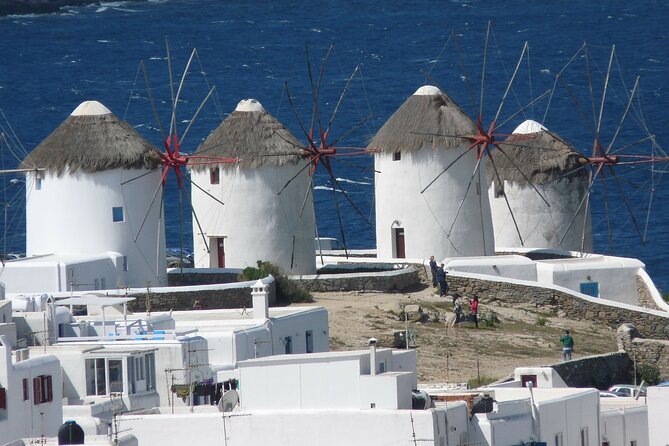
[
  {"left": 608, "top": 384, "right": 646, "bottom": 397},
  {"left": 315, "top": 237, "right": 345, "bottom": 251},
  {"left": 166, "top": 248, "right": 194, "bottom": 268}
]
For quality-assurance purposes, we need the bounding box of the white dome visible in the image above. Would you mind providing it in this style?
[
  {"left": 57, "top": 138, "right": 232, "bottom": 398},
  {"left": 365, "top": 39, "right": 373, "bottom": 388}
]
[
  {"left": 235, "top": 98, "right": 265, "bottom": 113},
  {"left": 413, "top": 85, "right": 442, "bottom": 96},
  {"left": 513, "top": 119, "right": 548, "bottom": 135},
  {"left": 70, "top": 100, "right": 112, "bottom": 116}
]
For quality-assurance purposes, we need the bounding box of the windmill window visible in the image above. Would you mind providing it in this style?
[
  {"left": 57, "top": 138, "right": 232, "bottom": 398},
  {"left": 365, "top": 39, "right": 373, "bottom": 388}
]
[
  {"left": 112, "top": 207, "right": 124, "bottom": 222},
  {"left": 494, "top": 181, "right": 505, "bottom": 198},
  {"left": 210, "top": 168, "right": 220, "bottom": 185},
  {"left": 284, "top": 336, "right": 293, "bottom": 354},
  {"left": 123, "top": 256, "right": 128, "bottom": 272},
  {"left": 393, "top": 151, "right": 401, "bottom": 161},
  {"left": 0, "top": 387, "right": 6, "bottom": 410},
  {"left": 35, "top": 176, "right": 42, "bottom": 190},
  {"left": 306, "top": 330, "right": 314, "bottom": 353}
]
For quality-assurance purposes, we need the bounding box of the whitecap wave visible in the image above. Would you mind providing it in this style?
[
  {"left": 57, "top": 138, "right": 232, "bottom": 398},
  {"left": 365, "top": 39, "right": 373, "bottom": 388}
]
[{"left": 335, "top": 177, "right": 371, "bottom": 186}]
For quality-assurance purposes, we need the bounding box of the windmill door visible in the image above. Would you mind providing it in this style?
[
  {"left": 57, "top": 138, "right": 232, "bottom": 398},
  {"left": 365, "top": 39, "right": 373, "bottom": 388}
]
[
  {"left": 394, "top": 228, "right": 406, "bottom": 259},
  {"left": 217, "top": 238, "right": 226, "bottom": 268}
]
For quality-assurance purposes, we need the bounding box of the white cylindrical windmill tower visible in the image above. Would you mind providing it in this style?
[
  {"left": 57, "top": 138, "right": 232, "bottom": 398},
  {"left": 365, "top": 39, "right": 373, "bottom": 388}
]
[
  {"left": 487, "top": 119, "right": 592, "bottom": 252},
  {"left": 189, "top": 98, "right": 316, "bottom": 275},
  {"left": 369, "top": 85, "right": 495, "bottom": 260},
  {"left": 20, "top": 100, "right": 167, "bottom": 288}
]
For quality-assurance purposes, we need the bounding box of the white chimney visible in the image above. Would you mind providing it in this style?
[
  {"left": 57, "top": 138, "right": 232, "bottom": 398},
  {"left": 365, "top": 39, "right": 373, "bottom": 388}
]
[
  {"left": 369, "top": 338, "right": 378, "bottom": 375},
  {"left": 251, "top": 279, "right": 270, "bottom": 320}
]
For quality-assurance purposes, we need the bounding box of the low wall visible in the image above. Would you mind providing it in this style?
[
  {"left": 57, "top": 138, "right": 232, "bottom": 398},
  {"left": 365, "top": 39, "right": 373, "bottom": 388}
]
[
  {"left": 617, "top": 324, "right": 669, "bottom": 376},
  {"left": 445, "top": 272, "right": 669, "bottom": 340},
  {"left": 293, "top": 266, "right": 421, "bottom": 292},
  {"left": 167, "top": 269, "right": 241, "bottom": 286},
  {"left": 551, "top": 352, "right": 633, "bottom": 389},
  {"left": 126, "top": 281, "right": 276, "bottom": 312}
]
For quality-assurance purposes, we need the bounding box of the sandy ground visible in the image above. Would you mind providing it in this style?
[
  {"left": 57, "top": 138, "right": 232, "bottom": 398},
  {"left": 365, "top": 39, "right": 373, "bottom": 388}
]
[{"left": 293, "top": 284, "right": 619, "bottom": 384}]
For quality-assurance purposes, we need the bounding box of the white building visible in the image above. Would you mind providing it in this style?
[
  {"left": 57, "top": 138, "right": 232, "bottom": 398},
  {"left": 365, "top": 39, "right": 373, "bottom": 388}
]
[
  {"left": 18, "top": 100, "right": 167, "bottom": 290},
  {"left": 190, "top": 98, "right": 316, "bottom": 275},
  {"left": 369, "top": 86, "right": 494, "bottom": 260},
  {"left": 487, "top": 120, "right": 592, "bottom": 252},
  {"left": 0, "top": 335, "right": 63, "bottom": 445}
]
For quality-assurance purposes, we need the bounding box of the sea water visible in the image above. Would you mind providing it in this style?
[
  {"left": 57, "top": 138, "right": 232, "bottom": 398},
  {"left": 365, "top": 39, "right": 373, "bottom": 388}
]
[{"left": 0, "top": 0, "right": 668, "bottom": 289}]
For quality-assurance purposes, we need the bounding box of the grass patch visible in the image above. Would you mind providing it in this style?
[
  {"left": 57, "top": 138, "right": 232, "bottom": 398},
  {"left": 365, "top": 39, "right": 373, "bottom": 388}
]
[{"left": 468, "top": 375, "right": 498, "bottom": 388}]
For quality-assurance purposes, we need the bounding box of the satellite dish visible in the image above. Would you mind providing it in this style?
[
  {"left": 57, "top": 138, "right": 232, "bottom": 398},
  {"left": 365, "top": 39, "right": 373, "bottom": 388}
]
[{"left": 218, "top": 389, "right": 239, "bottom": 413}]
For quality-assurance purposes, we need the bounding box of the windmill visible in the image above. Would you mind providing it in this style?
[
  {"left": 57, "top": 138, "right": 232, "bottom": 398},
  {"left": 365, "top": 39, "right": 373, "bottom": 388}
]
[{"left": 369, "top": 23, "right": 548, "bottom": 259}]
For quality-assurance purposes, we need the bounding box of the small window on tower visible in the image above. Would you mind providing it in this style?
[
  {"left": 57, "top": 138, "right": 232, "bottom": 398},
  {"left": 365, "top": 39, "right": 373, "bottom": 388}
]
[
  {"left": 112, "top": 207, "right": 124, "bottom": 222},
  {"left": 35, "top": 177, "right": 42, "bottom": 190},
  {"left": 393, "top": 151, "right": 401, "bottom": 161},
  {"left": 210, "top": 168, "right": 220, "bottom": 185}
]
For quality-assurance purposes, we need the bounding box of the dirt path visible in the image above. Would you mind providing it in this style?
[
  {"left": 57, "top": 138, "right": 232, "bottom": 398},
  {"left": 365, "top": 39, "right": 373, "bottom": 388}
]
[{"left": 294, "top": 285, "right": 618, "bottom": 384}]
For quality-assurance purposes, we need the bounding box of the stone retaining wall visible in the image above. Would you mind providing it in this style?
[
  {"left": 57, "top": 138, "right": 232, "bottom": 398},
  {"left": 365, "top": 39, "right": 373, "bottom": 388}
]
[
  {"left": 445, "top": 273, "right": 669, "bottom": 340},
  {"left": 126, "top": 282, "right": 276, "bottom": 313},
  {"left": 551, "top": 352, "right": 633, "bottom": 389},
  {"left": 293, "top": 266, "right": 421, "bottom": 293},
  {"left": 617, "top": 324, "right": 669, "bottom": 376},
  {"left": 636, "top": 275, "right": 661, "bottom": 310},
  {"left": 168, "top": 271, "right": 240, "bottom": 286}
]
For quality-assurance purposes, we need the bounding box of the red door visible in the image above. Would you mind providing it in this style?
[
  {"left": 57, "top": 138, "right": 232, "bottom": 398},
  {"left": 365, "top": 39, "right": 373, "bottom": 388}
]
[
  {"left": 394, "top": 228, "right": 406, "bottom": 259},
  {"left": 217, "top": 238, "right": 225, "bottom": 267}
]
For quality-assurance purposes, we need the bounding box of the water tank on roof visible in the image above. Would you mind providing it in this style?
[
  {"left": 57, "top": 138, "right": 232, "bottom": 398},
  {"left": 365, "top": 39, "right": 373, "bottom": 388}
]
[{"left": 58, "top": 420, "right": 84, "bottom": 445}]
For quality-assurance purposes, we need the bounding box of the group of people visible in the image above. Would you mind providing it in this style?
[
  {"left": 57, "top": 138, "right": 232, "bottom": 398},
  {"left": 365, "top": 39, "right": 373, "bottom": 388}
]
[{"left": 429, "top": 256, "right": 479, "bottom": 328}]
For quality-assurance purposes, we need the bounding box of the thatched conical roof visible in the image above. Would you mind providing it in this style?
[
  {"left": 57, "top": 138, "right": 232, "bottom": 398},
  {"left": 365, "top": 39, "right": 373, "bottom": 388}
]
[
  {"left": 367, "top": 85, "right": 476, "bottom": 153},
  {"left": 20, "top": 101, "right": 162, "bottom": 175},
  {"left": 487, "top": 120, "right": 586, "bottom": 186},
  {"left": 192, "top": 99, "right": 304, "bottom": 170}
]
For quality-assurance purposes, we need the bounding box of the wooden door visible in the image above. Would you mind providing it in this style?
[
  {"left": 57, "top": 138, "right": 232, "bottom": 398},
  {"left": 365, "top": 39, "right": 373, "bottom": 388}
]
[
  {"left": 394, "top": 228, "right": 405, "bottom": 258},
  {"left": 217, "top": 238, "right": 225, "bottom": 268}
]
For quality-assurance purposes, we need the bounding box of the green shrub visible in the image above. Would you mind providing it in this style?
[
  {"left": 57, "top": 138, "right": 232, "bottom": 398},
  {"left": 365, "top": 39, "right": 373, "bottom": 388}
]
[
  {"left": 468, "top": 375, "right": 498, "bottom": 388},
  {"left": 637, "top": 363, "right": 661, "bottom": 386},
  {"left": 535, "top": 316, "right": 547, "bottom": 326},
  {"left": 480, "top": 311, "right": 500, "bottom": 328},
  {"left": 239, "top": 260, "right": 313, "bottom": 304}
]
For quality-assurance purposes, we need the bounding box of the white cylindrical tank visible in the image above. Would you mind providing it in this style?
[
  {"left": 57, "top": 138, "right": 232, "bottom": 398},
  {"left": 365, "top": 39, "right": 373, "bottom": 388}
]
[
  {"left": 369, "top": 86, "right": 495, "bottom": 259},
  {"left": 190, "top": 99, "right": 316, "bottom": 275},
  {"left": 21, "top": 100, "right": 167, "bottom": 288},
  {"left": 487, "top": 119, "right": 592, "bottom": 252}
]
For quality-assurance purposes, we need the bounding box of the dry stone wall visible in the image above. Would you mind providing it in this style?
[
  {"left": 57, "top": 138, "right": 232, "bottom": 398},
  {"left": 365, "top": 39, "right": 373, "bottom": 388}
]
[
  {"left": 293, "top": 266, "right": 421, "bottom": 293},
  {"left": 551, "top": 353, "right": 633, "bottom": 389},
  {"left": 445, "top": 273, "right": 669, "bottom": 340},
  {"left": 126, "top": 282, "right": 276, "bottom": 313},
  {"left": 617, "top": 324, "right": 669, "bottom": 376}
]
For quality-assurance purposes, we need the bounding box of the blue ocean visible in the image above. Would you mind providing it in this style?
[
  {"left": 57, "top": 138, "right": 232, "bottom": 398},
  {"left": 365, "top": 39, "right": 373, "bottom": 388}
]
[{"left": 1, "top": 0, "right": 668, "bottom": 289}]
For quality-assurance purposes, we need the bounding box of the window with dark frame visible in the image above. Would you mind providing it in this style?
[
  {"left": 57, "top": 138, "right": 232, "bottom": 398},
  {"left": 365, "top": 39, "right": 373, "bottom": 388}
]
[
  {"left": 393, "top": 151, "right": 401, "bottom": 161},
  {"left": 0, "top": 387, "right": 6, "bottom": 410},
  {"left": 210, "top": 168, "right": 220, "bottom": 185},
  {"left": 23, "top": 378, "right": 29, "bottom": 400},
  {"left": 32, "top": 375, "right": 53, "bottom": 404}
]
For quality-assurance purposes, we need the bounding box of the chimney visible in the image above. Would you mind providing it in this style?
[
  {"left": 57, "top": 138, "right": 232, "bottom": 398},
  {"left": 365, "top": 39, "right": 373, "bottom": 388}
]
[
  {"left": 369, "top": 338, "right": 378, "bottom": 375},
  {"left": 252, "top": 279, "right": 270, "bottom": 320}
]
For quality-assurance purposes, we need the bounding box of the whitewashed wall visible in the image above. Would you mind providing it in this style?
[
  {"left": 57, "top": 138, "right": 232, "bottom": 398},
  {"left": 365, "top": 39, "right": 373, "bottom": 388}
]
[
  {"left": 648, "top": 387, "right": 669, "bottom": 445},
  {"left": 120, "top": 408, "right": 449, "bottom": 446},
  {"left": 600, "top": 406, "right": 648, "bottom": 446},
  {"left": 375, "top": 146, "right": 494, "bottom": 260},
  {"left": 190, "top": 162, "right": 316, "bottom": 275},
  {"left": 536, "top": 258, "right": 642, "bottom": 304},
  {"left": 25, "top": 167, "right": 166, "bottom": 288},
  {"left": 0, "top": 336, "right": 63, "bottom": 445},
  {"left": 489, "top": 177, "right": 592, "bottom": 252}
]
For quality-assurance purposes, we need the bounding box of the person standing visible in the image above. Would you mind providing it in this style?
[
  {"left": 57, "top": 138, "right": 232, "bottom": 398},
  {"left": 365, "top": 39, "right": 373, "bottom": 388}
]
[
  {"left": 469, "top": 296, "right": 479, "bottom": 328},
  {"left": 560, "top": 330, "right": 574, "bottom": 361},
  {"left": 436, "top": 263, "right": 448, "bottom": 297},
  {"left": 453, "top": 297, "right": 463, "bottom": 326},
  {"left": 429, "top": 256, "right": 438, "bottom": 287}
]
